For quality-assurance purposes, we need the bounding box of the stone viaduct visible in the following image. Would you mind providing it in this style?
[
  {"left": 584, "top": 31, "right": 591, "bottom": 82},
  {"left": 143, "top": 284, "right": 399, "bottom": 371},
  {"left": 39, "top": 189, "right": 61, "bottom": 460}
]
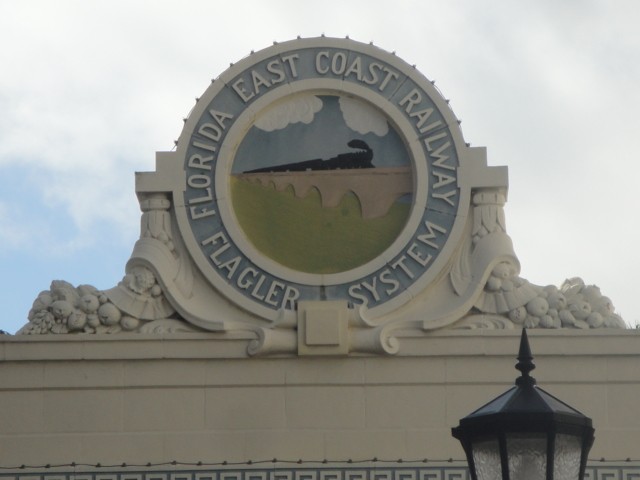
[{"left": 235, "top": 167, "right": 412, "bottom": 219}]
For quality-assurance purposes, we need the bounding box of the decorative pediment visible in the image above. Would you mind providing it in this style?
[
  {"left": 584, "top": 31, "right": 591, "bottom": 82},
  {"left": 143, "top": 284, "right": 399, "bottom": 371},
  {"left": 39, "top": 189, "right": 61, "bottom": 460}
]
[{"left": 17, "top": 38, "right": 625, "bottom": 352}]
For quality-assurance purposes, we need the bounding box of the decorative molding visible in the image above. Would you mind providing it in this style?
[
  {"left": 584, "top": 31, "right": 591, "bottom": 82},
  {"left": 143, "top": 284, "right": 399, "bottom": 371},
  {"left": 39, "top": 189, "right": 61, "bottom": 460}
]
[{"left": 2, "top": 464, "right": 640, "bottom": 480}]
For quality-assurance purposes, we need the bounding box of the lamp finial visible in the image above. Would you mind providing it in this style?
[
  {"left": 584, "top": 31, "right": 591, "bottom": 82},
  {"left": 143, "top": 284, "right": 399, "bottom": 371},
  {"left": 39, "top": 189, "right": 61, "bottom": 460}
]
[{"left": 515, "top": 328, "right": 536, "bottom": 387}]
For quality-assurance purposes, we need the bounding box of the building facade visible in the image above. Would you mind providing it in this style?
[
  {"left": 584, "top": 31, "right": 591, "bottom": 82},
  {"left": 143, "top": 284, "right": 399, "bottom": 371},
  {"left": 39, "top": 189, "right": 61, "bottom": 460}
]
[{"left": 2, "top": 37, "right": 637, "bottom": 478}]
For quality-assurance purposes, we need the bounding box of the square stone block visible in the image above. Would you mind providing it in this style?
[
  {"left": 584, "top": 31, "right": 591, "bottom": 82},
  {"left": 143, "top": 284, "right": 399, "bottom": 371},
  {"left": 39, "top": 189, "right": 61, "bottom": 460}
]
[{"left": 298, "top": 301, "right": 349, "bottom": 356}]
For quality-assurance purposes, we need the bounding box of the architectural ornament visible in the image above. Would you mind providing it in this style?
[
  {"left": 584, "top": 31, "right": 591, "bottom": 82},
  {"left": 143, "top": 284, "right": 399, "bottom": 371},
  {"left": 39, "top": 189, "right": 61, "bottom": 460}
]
[{"left": 17, "top": 37, "right": 625, "bottom": 352}]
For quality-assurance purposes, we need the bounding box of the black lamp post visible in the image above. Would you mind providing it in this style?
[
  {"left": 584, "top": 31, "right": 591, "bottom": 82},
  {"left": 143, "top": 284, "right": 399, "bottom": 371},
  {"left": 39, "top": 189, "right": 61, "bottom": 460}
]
[{"left": 451, "top": 329, "right": 595, "bottom": 480}]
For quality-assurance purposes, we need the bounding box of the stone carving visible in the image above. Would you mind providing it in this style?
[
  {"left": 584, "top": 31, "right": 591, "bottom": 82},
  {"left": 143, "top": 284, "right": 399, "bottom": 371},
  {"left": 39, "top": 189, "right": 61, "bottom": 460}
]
[
  {"left": 454, "top": 272, "right": 625, "bottom": 330},
  {"left": 19, "top": 182, "right": 623, "bottom": 339},
  {"left": 18, "top": 194, "right": 188, "bottom": 336},
  {"left": 18, "top": 270, "right": 183, "bottom": 335},
  {"left": 20, "top": 281, "right": 126, "bottom": 335},
  {"left": 14, "top": 37, "right": 627, "bottom": 354}
]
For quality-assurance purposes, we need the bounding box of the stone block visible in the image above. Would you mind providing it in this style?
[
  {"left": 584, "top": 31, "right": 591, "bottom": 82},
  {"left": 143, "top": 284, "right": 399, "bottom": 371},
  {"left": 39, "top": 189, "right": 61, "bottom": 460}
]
[
  {"left": 364, "top": 357, "right": 446, "bottom": 385},
  {"left": 0, "top": 391, "right": 44, "bottom": 434},
  {"left": 0, "top": 433, "right": 83, "bottom": 466},
  {"left": 43, "top": 389, "right": 123, "bottom": 433},
  {"left": 245, "top": 429, "right": 325, "bottom": 460},
  {"left": 124, "top": 359, "right": 206, "bottom": 387},
  {"left": 405, "top": 429, "right": 463, "bottom": 460},
  {"left": 323, "top": 429, "right": 407, "bottom": 460},
  {"left": 285, "top": 358, "right": 365, "bottom": 385},
  {"left": 286, "top": 386, "right": 365, "bottom": 429},
  {"left": 0, "top": 362, "right": 44, "bottom": 389},
  {"left": 205, "top": 387, "right": 286, "bottom": 429},
  {"left": 606, "top": 384, "right": 640, "bottom": 428},
  {"left": 78, "top": 432, "right": 165, "bottom": 464},
  {"left": 43, "top": 361, "right": 123, "bottom": 389},
  {"left": 298, "top": 301, "right": 349, "bottom": 356},
  {"left": 123, "top": 388, "right": 205, "bottom": 432},
  {"left": 205, "top": 359, "right": 286, "bottom": 386},
  {"left": 163, "top": 431, "right": 247, "bottom": 463},
  {"left": 365, "top": 385, "right": 446, "bottom": 428},
  {"left": 605, "top": 356, "right": 640, "bottom": 382}
]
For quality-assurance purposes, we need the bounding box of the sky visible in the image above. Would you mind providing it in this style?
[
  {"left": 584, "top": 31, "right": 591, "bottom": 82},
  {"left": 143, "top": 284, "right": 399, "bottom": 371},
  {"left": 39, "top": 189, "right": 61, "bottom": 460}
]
[{"left": 1, "top": 0, "right": 639, "bottom": 334}]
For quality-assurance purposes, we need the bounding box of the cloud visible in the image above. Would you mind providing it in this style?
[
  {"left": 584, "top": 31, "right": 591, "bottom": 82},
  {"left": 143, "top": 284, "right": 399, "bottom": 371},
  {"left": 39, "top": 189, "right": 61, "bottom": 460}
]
[
  {"left": 0, "top": 202, "right": 31, "bottom": 250},
  {"left": 254, "top": 94, "right": 323, "bottom": 132},
  {"left": 339, "top": 96, "right": 389, "bottom": 137},
  {"left": 2, "top": 0, "right": 640, "bottom": 334}
]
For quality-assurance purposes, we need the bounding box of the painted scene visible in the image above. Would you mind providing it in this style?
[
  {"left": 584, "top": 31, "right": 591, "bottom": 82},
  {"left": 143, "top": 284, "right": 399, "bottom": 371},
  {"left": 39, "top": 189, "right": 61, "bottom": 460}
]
[{"left": 231, "top": 94, "right": 413, "bottom": 274}]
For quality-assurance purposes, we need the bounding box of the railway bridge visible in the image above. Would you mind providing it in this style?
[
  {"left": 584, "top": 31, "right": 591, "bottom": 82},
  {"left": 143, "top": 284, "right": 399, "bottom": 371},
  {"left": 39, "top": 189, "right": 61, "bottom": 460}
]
[{"left": 235, "top": 167, "right": 412, "bottom": 219}]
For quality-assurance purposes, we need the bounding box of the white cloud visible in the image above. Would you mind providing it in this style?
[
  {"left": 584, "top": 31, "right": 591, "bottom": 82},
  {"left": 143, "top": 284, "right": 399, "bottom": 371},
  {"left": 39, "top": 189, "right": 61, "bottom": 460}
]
[
  {"left": 254, "top": 94, "right": 323, "bottom": 132},
  {"left": 339, "top": 96, "right": 389, "bottom": 137},
  {"left": 1, "top": 0, "right": 640, "bottom": 333}
]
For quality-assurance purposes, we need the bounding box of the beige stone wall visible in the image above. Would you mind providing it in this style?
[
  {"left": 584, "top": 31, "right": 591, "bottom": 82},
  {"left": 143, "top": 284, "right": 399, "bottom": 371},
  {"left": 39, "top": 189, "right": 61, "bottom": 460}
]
[{"left": 1, "top": 330, "right": 639, "bottom": 467}]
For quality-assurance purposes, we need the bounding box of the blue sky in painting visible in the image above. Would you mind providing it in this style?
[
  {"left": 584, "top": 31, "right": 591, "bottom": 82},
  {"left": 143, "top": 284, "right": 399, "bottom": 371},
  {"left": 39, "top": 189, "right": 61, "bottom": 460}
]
[{"left": 233, "top": 95, "right": 411, "bottom": 173}]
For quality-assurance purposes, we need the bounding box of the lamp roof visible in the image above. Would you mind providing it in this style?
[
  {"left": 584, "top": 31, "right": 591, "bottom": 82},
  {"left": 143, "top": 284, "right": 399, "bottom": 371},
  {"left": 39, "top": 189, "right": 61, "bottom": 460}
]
[{"left": 452, "top": 329, "right": 594, "bottom": 438}]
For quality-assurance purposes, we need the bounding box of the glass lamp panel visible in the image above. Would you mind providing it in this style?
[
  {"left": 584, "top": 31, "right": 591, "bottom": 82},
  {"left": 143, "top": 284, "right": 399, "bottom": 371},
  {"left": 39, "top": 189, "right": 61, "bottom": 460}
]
[
  {"left": 553, "top": 434, "right": 582, "bottom": 480},
  {"left": 472, "top": 439, "right": 503, "bottom": 480},
  {"left": 507, "top": 434, "right": 547, "bottom": 480}
]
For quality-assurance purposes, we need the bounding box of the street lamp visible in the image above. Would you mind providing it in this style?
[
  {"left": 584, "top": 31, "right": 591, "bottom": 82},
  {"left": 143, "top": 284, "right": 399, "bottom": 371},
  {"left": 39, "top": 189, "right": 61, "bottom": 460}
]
[{"left": 451, "top": 329, "right": 595, "bottom": 480}]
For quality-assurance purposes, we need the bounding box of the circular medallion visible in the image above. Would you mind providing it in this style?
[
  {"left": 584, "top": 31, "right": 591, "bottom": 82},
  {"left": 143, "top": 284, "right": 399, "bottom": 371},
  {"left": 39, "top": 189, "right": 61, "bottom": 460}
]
[
  {"left": 175, "top": 38, "right": 467, "bottom": 321},
  {"left": 230, "top": 93, "right": 412, "bottom": 276}
]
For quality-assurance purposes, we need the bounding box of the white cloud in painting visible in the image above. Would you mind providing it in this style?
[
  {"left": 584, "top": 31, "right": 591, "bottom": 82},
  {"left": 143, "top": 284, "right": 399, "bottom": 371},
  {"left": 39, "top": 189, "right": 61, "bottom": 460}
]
[
  {"left": 254, "top": 94, "right": 323, "bottom": 132},
  {"left": 339, "top": 96, "right": 388, "bottom": 137}
]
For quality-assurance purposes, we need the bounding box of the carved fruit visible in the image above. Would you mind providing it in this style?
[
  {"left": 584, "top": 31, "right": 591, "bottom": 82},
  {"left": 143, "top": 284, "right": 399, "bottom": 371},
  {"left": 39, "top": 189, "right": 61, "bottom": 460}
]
[
  {"left": 33, "top": 310, "right": 54, "bottom": 326},
  {"left": 509, "top": 306, "right": 527, "bottom": 325},
  {"left": 80, "top": 294, "right": 100, "bottom": 313},
  {"left": 526, "top": 297, "right": 549, "bottom": 317},
  {"left": 596, "top": 296, "right": 615, "bottom": 315},
  {"left": 605, "top": 314, "right": 625, "bottom": 328},
  {"left": 98, "top": 303, "right": 122, "bottom": 326},
  {"left": 524, "top": 316, "right": 540, "bottom": 328},
  {"left": 569, "top": 300, "right": 591, "bottom": 320},
  {"left": 547, "top": 292, "right": 567, "bottom": 310},
  {"left": 539, "top": 314, "right": 556, "bottom": 328},
  {"left": 501, "top": 279, "right": 514, "bottom": 292},
  {"left": 559, "top": 309, "right": 576, "bottom": 327},
  {"left": 51, "top": 300, "right": 74, "bottom": 319},
  {"left": 67, "top": 312, "right": 87, "bottom": 331},
  {"left": 51, "top": 324, "right": 68, "bottom": 334},
  {"left": 487, "top": 276, "right": 502, "bottom": 291},
  {"left": 32, "top": 293, "right": 53, "bottom": 310},
  {"left": 127, "top": 266, "right": 156, "bottom": 293},
  {"left": 581, "top": 285, "right": 602, "bottom": 302},
  {"left": 87, "top": 314, "right": 100, "bottom": 328},
  {"left": 120, "top": 316, "right": 140, "bottom": 331},
  {"left": 587, "top": 312, "right": 604, "bottom": 328},
  {"left": 492, "top": 263, "right": 511, "bottom": 279}
]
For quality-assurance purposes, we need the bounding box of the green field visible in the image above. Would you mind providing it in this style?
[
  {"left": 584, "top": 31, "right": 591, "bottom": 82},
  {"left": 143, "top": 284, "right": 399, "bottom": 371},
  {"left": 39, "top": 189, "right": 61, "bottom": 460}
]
[{"left": 231, "top": 177, "right": 411, "bottom": 274}]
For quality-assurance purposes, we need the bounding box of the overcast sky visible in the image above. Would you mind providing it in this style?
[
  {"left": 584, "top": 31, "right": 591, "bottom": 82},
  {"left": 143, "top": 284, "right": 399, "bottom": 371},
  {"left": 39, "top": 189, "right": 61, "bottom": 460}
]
[{"left": 1, "top": 1, "right": 639, "bottom": 334}]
